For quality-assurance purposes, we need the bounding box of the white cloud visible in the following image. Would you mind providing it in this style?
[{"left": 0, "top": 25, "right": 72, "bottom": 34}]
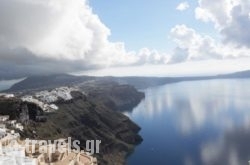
[
  {"left": 0, "top": 0, "right": 170, "bottom": 78},
  {"left": 195, "top": 0, "right": 250, "bottom": 47},
  {"left": 170, "top": 25, "right": 222, "bottom": 61},
  {"left": 136, "top": 48, "right": 170, "bottom": 65},
  {"left": 195, "top": 0, "right": 237, "bottom": 29},
  {"left": 1, "top": 0, "right": 250, "bottom": 78},
  {"left": 176, "top": 2, "right": 190, "bottom": 11},
  {"left": 170, "top": 24, "right": 250, "bottom": 63},
  {"left": 0, "top": 0, "right": 136, "bottom": 66}
]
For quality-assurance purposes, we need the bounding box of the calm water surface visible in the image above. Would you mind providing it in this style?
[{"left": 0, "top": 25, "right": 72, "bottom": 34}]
[
  {"left": 127, "top": 79, "right": 250, "bottom": 165},
  {"left": 0, "top": 79, "right": 23, "bottom": 91}
]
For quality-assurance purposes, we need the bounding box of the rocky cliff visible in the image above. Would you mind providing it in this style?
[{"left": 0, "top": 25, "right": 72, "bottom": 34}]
[
  {"left": 0, "top": 82, "right": 144, "bottom": 165},
  {"left": 0, "top": 97, "right": 43, "bottom": 122}
]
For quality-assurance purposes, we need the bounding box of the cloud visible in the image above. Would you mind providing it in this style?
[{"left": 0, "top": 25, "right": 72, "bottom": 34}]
[
  {"left": 1, "top": 0, "right": 250, "bottom": 79},
  {"left": 0, "top": 0, "right": 139, "bottom": 65},
  {"left": 135, "top": 48, "right": 170, "bottom": 65},
  {"left": 170, "top": 25, "right": 222, "bottom": 62},
  {"left": 195, "top": 0, "right": 250, "bottom": 48},
  {"left": 0, "top": 46, "right": 98, "bottom": 79},
  {"left": 176, "top": 2, "right": 190, "bottom": 11},
  {"left": 169, "top": 24, "right": 250, "bottom": 63},
  {"left": 0, "top": 0, "right": 169, "bottom": 79},
  {"left": 168, "top": 0, "right": 250, "bottom": 66},
  {"left": 171, "top": 0, "right": 250, "bottom": 64}
]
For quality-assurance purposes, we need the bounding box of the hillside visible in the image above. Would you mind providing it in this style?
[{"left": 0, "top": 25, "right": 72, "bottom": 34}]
[
  {"left": 6, "top": 70, "right": 250, "bottom": 93},
  {"left": 0, "top": 82, "right": 144, "bottom": 165},
  {"left": 7, "top": 74, "right": 94, "bottom": 92}
]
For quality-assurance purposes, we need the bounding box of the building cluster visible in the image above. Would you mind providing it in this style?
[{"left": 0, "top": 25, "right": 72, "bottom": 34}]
[
  {"left": 21, "top": 86, "right": 80, "bottom": 113},
  {"left": 21, "top": 96, "right": 58, "bottom": 112},
  {"left": 34, "top": 87, "right": 78, "bottom": 103},
  {"left": 31, "top": 139, "right": 98, "bottom": 165},
  {"left": 0, "top": 115, "right": 97, "bottom": 165},
  {"left": 0, "top": 89, "right": 98, "bottom": 164},
  {"left": 0, "top": 115, "right": 35, "bottom": 164},
  {"left": 0, "top": 93, "right": 15, "bottom": 98},
  {"left": 0, "top": 115, "right": 24, "bottom": 131}
]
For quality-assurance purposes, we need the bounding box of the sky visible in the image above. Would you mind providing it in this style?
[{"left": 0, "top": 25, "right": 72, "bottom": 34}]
[
  {"left": 89, "top": 0, "right": 216, "bottom": 51},
  {"left": 1, "top": 0, "right": 250, "bottom": 79}
]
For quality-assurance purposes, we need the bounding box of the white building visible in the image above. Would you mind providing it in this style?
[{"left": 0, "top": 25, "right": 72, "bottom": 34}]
[
  {"left": 49, "top": 104, "right": 58, "bottom": 110},
  {"left": 21, "top": 96, "right": 58, "bottom": 112},
  {"left": 0, "top": 93, "right": 15, "bottom": 98},
  {"left": 15, "top": 123, "right": 24, "bottom": 131},
  {"left": 0, "top": 115, "right": 9, "bottom": 122},
  {"left": 8, "top": 120, "right": 17, "bottom": 126},
  {"left": 0, "top": 126, "right": 36, "bottom": 165},
  {"left": 0, "top": 148, "right": 36, "bottom": 165},
  {"left": 35, "top": 86, "right": 78, "bottom": 103}
]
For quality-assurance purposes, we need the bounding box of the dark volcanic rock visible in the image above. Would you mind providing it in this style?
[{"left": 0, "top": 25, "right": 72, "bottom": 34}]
[
  {"left": 79, "top": 81, "right": 145, "bottom": 112},
  {"left": 1, "top": 79, "right": 145, "bottom": 164},
  {"left": 22, "top": 92, "right": 143, "bottom": 165},
  {"left": 0, "top": 97, "right": 43, "bottom": 122},
  {"left": 1, "top": 85, "right": 144, "bottom": 165}
]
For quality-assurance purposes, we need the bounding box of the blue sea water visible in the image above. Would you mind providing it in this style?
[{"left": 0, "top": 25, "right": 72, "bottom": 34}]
[{"left": 127, "top": 79, "right": 250, "bottom": 165}]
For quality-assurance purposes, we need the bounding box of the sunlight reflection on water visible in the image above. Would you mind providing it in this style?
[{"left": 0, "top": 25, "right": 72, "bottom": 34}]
[{"left": 127, "top": 79, "right": 250, "bottom": 165}]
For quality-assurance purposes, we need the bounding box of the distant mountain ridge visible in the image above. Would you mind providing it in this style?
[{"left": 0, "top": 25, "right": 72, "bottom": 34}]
[
  {"left": 6, "top": 74, "right": 93, "bottom": 92},
  {"left": 217, "top": 70, "right": 250, "bottom": 78},
  {"left": 5, "top": 70, "right": 250, "bottom": 92}
]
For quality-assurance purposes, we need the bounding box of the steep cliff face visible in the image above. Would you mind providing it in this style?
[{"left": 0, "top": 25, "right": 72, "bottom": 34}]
[
  {"left": 1, "top": 82, "right": 144, "bottom": 165},
  {"left": 0, "top": 97, "right": 22, "bottom": 120},
  {"left": 79, "top": 81, "right": 145, "bottom": 112},
  {"left": 0, "top": 97, "right": 42, "bottom": 122},
  {"left": 20, "top": 90, "right": 143, "bottom": 164}
]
